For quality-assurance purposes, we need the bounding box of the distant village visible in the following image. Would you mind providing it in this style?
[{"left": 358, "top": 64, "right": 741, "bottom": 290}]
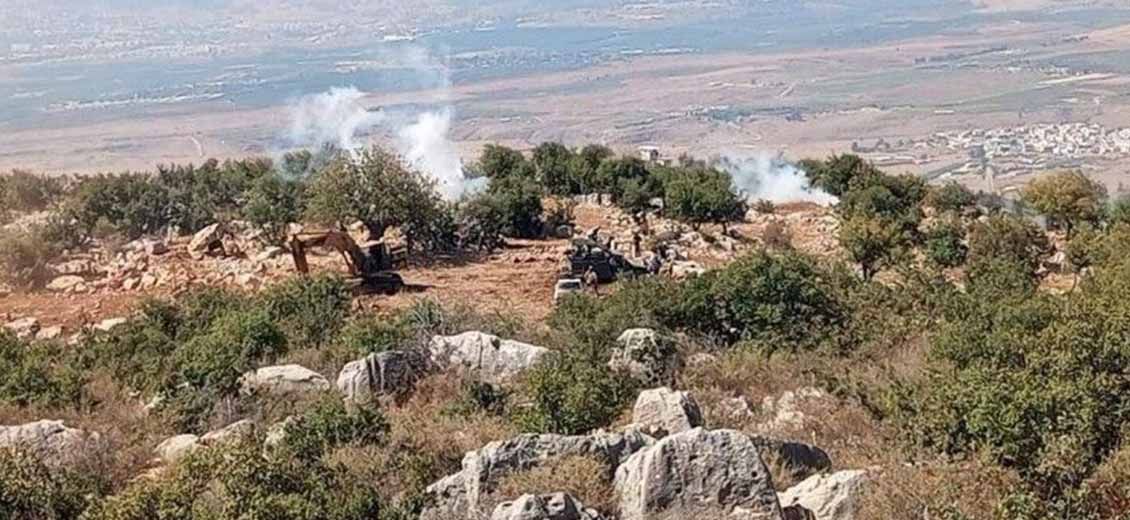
[{"left": 853, "top": 122, "right": 1130, "bottom": 179}]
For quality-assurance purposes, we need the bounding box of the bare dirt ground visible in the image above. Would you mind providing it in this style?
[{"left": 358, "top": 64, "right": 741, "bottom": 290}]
[{"left": 0, "top": 201, "right": 844, "bottom": 336}]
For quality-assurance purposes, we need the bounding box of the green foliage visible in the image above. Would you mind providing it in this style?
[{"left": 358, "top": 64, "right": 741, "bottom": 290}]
[
  {"left": 86, "top": 439, "right": 381, "bottom": 520},
  {"left": 0, "top": 224, "right": 60, "bottom": 291},
  {"left": 0, "top": 170, "right": 65, "bottom": 214},
  {"left": 669, "top": 251, "right": 847, "bottom": 351},
  {"left": 242, "top": 174, "right": 306, "bottom": 245},
  {"left": 273, "top": 397, "right": 389, "bottom": 461},
  {"left": 0, "top": 448, "right": 106, "bottom": 519},
  {"left": 800, "top": 154, "right": 882, "bottom": 198},
  {"left": 1106, "top": 194, "right": 1130, "bottom": 226},
  {"left": 838, "top": 214, "right": 908, "bottom": 280},
  {"left": 925, "top": 181, "right": 977, "bottom": 214},
  {"left": 595, "top": 157, "right": 651, "bottom": 200},
  {"left": 662, "top": 166, "right": 746, "bottom": 229},
  {"left": 0, "top": 331, "right": 86, "bottom": 409},
  {"left": 532, "top": 142, "right": 576, "bottom": 195},
  {"left": 458, "top": 174, "right": 545, "bottom": 247},
  {"left": 514, "top": 353, "right": 636, "bottom": 435},
  {"left": 1022, "top": 170, "right": 1107, "bottom": 234},
  {"left": 444, "top": 381, "right": 510, "bottom": 418},
  {"left": 305, "top": 147, "right": 453, "bottom": 250},
  {"left": 478, "top": 144, "right": 529, "bottom": 179},
  {"left": 548, "top": 278, "right": 675, "bottom": 353},
  {"left": 923, "top": 217, "right": 968, "bottom": 268},
  {"left": 967, "top": 214, "right": 1051, "bottom": 283},
  {"left": 258, "top": 275, "right": 351, "bottom": 349},
  {"left": 334, "top": 317, "right": 411, "bottom": 357},
  {"left": 906, "top": 256, "right": 1130, "bottom": 497}
]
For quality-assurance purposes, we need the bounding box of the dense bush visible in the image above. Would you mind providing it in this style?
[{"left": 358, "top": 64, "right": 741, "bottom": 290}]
[
  {"left": 0, "top": 331, "right": 85, "bottom": 409},
  {"left": 662, "top": 166, "right": 746, "bottom": 230},
  {"left": 242, "top": 174, "right": 306, "bottom": 245},
  {"left": 922, "top": 217, "right": 968, "bottom": 268},
  {"left": 1022, "top": 170, "right": 1107, "bottom": 234},
  {"left": 924, "top": 181, "right": 977, "bottom": 214},
  {"left": 0, "top": 225, "right": 60, "bottom": 290},
  {"left": 0, "top": 448, "right": 106, "bottom": 519},
  {"left": 258, "top": 274, "right": 352, "bottom": 349},
  {"left": 513, "top": 352, "right": 636, "bottom": 435},
  {"left": 967, "top": 214, "right": 1051, "bottom": 282},
  {"left": 0, "top": 170, "right": 66, "bottom": 215}
]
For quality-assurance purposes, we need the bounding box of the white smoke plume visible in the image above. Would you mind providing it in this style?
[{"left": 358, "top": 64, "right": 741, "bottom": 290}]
[
  {"left": 282, "top": 48, "right": 478, "bottom": 200},
  {"left": 287, "top": 87, "right": 383, "bottom": 153},
  {"left": 719, "top": 153, "right": 838, "bottom": 205}
]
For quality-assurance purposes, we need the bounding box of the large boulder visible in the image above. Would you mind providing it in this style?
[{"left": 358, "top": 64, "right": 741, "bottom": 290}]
[
  {"left": 0, "top": 420, "right": 101, "bottom": 465},
  {"left": 424, "top": 430, "right": 653, "bottom": 520},
  {"left": 4, "top": 317, "right": 39, "bottom": 339},
  {"left": 491, "top": 493, "right": 604, "bottom": 520},
  {"left": 200, "top": 419, "right": 257, "bottom": 446},
  {"left": 337, "top": 350, "right": 428, "bottom": 404},
  {"left": 155, "top": 434, "right": 200, "bottom": 463},
  {"left": 46, "top": 275, "right": 85, "bottom": 292},
  {"left": 752, "top": 437, "right": 832, "bottom": 483},
  {"left": 608, "top": 329, "right": 678, "bottom": 387},
  {"left": 429, "top": 331, "right": 549, "bottom": 383},
  {"left": 778, "top": 470, "right": 867, "bottom": 520},
  {"left": 239, "top": 365, "right": 330, "bottom": 397},
  {"left": 188, "top": 223, "right": 225, "bottom": 259},
  {"left": 614, "top": 428, "right": 782, "bottom": 520},
  {"left": 631, "top": 387, "right": 703, "bottom": 438}
]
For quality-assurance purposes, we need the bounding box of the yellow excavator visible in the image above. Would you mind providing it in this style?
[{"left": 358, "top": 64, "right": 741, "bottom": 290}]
[{"left": 288, "top": 230, "right": 408, "bottom": 294}]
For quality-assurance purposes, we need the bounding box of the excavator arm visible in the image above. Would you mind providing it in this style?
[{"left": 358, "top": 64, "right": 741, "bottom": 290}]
[{"left": 289, "top": 231, "right": 367, "bottom": 277}]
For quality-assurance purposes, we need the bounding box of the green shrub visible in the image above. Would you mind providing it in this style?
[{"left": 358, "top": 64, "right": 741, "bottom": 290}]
[
  {"left": 924, "top": 181, "right": 977, "bottom": 214},
  {"left": 86, "top": 439, "right": 381, "bottom": 520},
  {"left": 258, "top": 275, "right": 351, "bottom": 349},
  {"left": 1022, "top": 170, "right": 1106, "bottom": 234},
  {"left": 242, "top": 174, "right": 306, "bottom": 245},
  {"left": 0, "top": 448, "right": 106, "bottom": 519},
  {"left": 967, "top": 214, "right": 1051, "bottom": 282},
  {"left": 513, "top": 353, "right": 635, "bottom": 435},
  {"left": 334, "top": 317, "right": 411, "bottom": 356},
  {"left": 548, "top": 278, "right": 675, "bottom": 354},
  {"left": 274, "top": 397, "right": 389, "bottom": 460},
  {"left": 0, "top": 225, "right": 60, "bottom": 291},
  {"left": 0, "top": 170, "right": 65, "bottom": 214},
  {"left": 662, "top": 166, "right": 746, "bottom": 230},
  {"left": 669, "top": 251, "right": 847, "bottom": 351},
  {"left": 0, "top": 331, "right": 86, "bottom": 409},
  {"left": 923, "top": 217, "right": 968, "bottom": 268}
]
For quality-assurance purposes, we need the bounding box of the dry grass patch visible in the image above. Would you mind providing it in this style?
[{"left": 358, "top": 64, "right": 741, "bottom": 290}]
[{"left": 490, "top": 455, "right": 618, "bottom": 516}]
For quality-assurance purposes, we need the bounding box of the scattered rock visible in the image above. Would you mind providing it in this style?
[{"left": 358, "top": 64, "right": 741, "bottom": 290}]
[
  {"left": 264, "top": 416, "right": 300, "bottom": 448},
  {"left": 123, "top": 277, "right": 141, "bottom": 291},
  {"left": 155, "top": 434, "right": 200, "bottom": 463},
  {"left": 0, "top": 420, "right": 101, "bottom": 465},
  {"left": 145, "top": 240, "right": 170, "bottom": 256},
  {"left": 615, "top": 428, "right": 782, "bottom": 520},
  {"left": 94, "top": 317, "right": 128, "bottom": 332},
  {"left": 4, "top": 317, "right": 39, "bottom": 339},
  {"left": 35, "top": 326, "right": 63, "bottom": 341},
  {"left": 429, "top": 331, "right": 550, "bottom": 383},
  {"left": 200, "top": 419, "right": 257, "bottom": 446},
  {"left": 239, "top": 365, "right": 330, "bottom": 396},
  {"left": 631, "top": 387, "right": 703, "bottom": 438},
  {"left": 46, "top": 275, "right": 85, "bottom": 292},
  {"left": 188, "top": 223, "right": 225, "bottom": 259},
  {"left": 424, "top": 430, "right": 654, "bottom": 520},
  {"left": 608, "top": 329, "right": 679, "bottom": 387},
  {"left": 778, "top": 470, "right": 867, "bottom": 520},
  {"left": 670, "top": 261, "right": 705, "bottom": 279},
  {"left": 719, "top": 395, "right": 757, "bottom": 421},
  {"left": 758, "top": 388, "right": 829, "bottom": 434},
  {"left": 491, "top": 493, "right": 604, "bottom": 520},
  {"left": 254, "top": 246, "right": 284, "bottom": 263},
  {"left": 337, "top": 350, "right": 428, "bottom": 404}
]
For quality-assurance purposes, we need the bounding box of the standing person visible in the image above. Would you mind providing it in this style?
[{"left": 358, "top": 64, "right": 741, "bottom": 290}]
[
  {"left": 584, "top": 266, "right": 600, "bottom": 296},
  {"left": 632, "top": 232, "right": 642, "bottom": 258}
]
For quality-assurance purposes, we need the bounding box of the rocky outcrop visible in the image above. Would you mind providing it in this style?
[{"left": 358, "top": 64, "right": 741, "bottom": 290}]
[
  {"left": 424, "top": 430, "right": 653, "bottom": 520},
  {"left": 778, "top": 470, "right": 867, "bottom": 520},
  {"left": 614, "top": 428, "right": 782, "bottom": 520},
  {"left": 46, "top": 275, "right": 86, "bottom": 292},
  {"left": 608, "top": 329, "right": 679, "bottom": 387},
  {"left": 337, "top": 350, "right": 427, "bottom": 404},
  {"left": 155, "top": 420, "right": 258, "bottom": 464},
  {"left": 188, "top": 223, "right": 226, "bottom": 259},
  {"left": 752, "top": 436, "right": 832, "bottom": 483},
  {"left": 239, "top": 365, "right": 330, "bottom": 397},
  {"left": 758, "top": 387, "right": 829, "bottom": 434},
  {"left": 4, "top": 317, "right": 39, "bottom": 339},
  {"left": 491, "top": 493, "right": 604, "bottom": 520},
  {"left": 155, "top": 434, "right": 200, "bottom": 463},
  {"left": 429, "top": 332, "right": 549, "bottom": 383},
  {"left": 631, "top": 387, "right": 703, "bottom": 438},
  {"left": 0, "top": 420, "right": 101, "bottom": 465}
]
